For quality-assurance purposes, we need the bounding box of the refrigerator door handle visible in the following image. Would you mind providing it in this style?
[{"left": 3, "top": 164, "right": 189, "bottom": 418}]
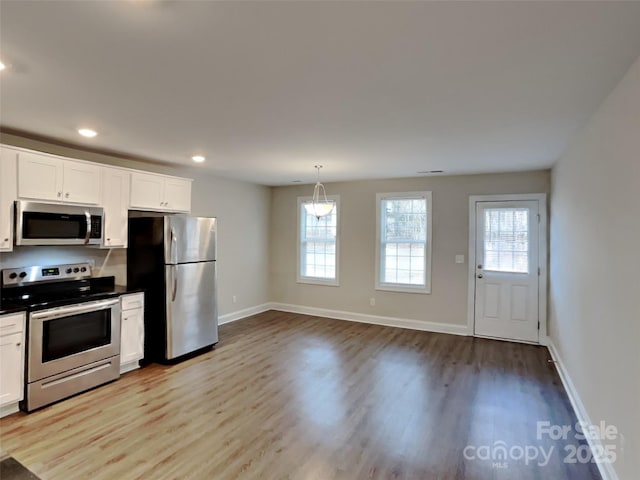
[
  {"left": 170, "top": 228, "right": 178, "bottom": 264},
  {"left": 171, "top": 265, "right": 178, "bottom": 302}
]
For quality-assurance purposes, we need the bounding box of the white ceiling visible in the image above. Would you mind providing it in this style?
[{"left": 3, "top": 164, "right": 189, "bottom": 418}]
[{"left": 1, "top": 1, "right": 640, "bottom": 186}]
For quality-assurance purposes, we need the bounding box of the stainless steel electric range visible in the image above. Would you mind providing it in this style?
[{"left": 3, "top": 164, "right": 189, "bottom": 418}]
[{"left": 0, "top": 263, "right": 124, "bottom": 411}]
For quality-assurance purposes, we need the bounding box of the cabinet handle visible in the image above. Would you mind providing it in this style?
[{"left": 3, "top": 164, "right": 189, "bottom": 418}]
[
  {"left": 65, "top": 192, "right": 70, "bottom": 198},
  {"left": 3, "top": 238, "right": 8, "bottom": 242},
  {"left": 16, "top": 342, "right": 21, "bottom": 347},
  {"left": 57, "top": 191, "right": 62, "bottom": 197}
]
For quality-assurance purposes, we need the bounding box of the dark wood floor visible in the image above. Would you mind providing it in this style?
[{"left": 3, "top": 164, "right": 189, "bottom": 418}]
[{"left": 0, "top": 311, "right": 601, "bottom": 479}]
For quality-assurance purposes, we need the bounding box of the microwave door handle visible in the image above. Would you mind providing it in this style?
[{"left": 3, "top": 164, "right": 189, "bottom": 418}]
[{"left": 84, "top": 211, "right": 91, "bottom": 244}]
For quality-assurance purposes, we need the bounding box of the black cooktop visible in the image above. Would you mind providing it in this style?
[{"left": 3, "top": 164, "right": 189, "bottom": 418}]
[{"left": 0, "top": 276, "right": 128, "bottom": 312}]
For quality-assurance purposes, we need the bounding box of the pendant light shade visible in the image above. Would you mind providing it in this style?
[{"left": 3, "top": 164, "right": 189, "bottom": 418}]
[{"left": 304, "top": 165, "right": 334, "bottom": 220}]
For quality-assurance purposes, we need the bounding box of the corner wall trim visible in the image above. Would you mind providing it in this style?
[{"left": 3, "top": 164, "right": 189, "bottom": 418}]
[
  {"left": 547, "top": 341, "right": 619, "bottom": 480},
  {"left": 218, "top": 303, "right": 273, "bottom": 325},
  {"left": 270, "top": 302, "right": 469, "bottom": 336}
]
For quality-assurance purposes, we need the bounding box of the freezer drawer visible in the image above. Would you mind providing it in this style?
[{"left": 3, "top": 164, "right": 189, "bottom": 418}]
[{"left": 164, "top": 261, "right": 218, "bottom": 359}]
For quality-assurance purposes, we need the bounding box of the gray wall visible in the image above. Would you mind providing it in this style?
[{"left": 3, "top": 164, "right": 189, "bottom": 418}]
[
  {"left": 270, "top": 171, "right": 550, "bottom": 326},
  {"left": 550, "top": 55, "right": 640, "bottom": 480},
  {"left": 0, "top": 133, "right": 271, "bottom": 317}
]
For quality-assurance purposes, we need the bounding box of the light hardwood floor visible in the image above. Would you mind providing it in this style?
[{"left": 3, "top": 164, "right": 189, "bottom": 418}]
[{"left": 0, "top": 311, "right": 601, "bottom": 480}]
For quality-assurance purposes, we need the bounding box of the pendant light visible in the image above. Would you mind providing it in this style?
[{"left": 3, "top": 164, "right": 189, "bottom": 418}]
[{"left": 304, "top": 165, "right": 334, "bottom": 220}]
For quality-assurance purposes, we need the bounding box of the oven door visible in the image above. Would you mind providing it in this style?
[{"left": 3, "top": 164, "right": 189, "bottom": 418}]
[
  {"left": 28, "top": 298, "right": 121, "bottom": 383},
  {"left": 16, "top": 201, "right": 104, "bottom": 246}
]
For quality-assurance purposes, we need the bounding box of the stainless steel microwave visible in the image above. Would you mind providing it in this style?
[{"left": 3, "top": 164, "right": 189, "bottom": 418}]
[{"left": 15, "top": 201, "right": 104, "bottom": 246}]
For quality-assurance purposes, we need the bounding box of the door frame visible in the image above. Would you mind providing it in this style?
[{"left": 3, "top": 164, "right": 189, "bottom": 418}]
[{"left": 466, "top": 193, "right": 548, "bottom": 344}]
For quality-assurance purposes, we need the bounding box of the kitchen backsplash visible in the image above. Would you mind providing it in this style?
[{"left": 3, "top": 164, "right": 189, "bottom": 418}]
[{"left": 0, "top": 247, "right": 127, "bottom": 285}]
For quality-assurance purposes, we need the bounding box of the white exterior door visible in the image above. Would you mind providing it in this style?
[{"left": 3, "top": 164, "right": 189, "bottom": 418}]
[{"left": 474, "top": 200, "right": 540, "bottom": 343}]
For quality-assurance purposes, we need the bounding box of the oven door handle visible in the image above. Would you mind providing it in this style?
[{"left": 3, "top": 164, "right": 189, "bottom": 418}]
[
  {"left": 84, "top": 210, "right": 91, "bottom": 244},
  {"left": 31, "top": 298, "right": 119, "bottom": 321}
]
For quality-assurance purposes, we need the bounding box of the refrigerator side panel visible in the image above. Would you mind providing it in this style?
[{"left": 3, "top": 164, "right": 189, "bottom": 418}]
[
  {"left": 128, "top": 217, "right": 168, "bottom": 362},
  {"left": 164, "top": 261, "right": 218, "bottom": 359},
  {"left": 164, "top": 216, "right": 216, "bottom": 264}
]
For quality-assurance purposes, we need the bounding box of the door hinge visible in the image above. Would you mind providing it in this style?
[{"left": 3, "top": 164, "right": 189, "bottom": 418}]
[
  {"left": 537, "top": 213, "right": 541, "bottom": 223},
  {"left": 538, "top": 321, "right": 540, "bottom": 330}
]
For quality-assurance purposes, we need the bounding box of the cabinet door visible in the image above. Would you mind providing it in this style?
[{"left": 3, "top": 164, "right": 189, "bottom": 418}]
[
  {"left": 102, "top": 168, "right": 130, "bottom": 248},
  {"left": 163, "top": 178, "right": 192, "bottom": 212},
  {"left": 62, "top": 160, "right": 101, "bottom": 204},
  {"left": 130, "top": 172, "right": 165, "bottom": 210},
  {"left": 17, "top": 151, "right": 64, "bottom": 201},
  {"left": 0, "top": 147, "right": 17, "bottom": 252},
  {"left": 120, "top": 308, "right": 144, "bottom": 366},
  {"left": 0, "top": 332, "right": 24, "bottom": 406}
]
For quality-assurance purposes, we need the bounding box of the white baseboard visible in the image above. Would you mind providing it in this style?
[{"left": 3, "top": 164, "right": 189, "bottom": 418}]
[
  {"left": 0, "top": 402, "right": 20, "bottom": 419},
  {"left": 120, "top": 361, "right": 141, "bottom": 375},
  {"left": 218, "top": 303, "right": 273, "bottom": 325},
  {"left": 270, "top": 302, "right": 469, "bottom": 336},
  {"left": 547, "top": 340, "right": 619, "bottom": 480}
]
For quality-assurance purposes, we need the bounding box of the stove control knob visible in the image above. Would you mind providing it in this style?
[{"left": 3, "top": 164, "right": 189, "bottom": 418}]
[
  {"left": 73, "top": 267, "right": 80, "bottom": 273},
  {"left": 19, "top": 272, "right": 27, "bottom": 279},
  {"left": 66, "top": 268, "right": 73, "bottom": 274},
  {"left": 80, "top": 267, "right": 87, "bottom": 273},
  {"left": 9, "top": 272, "right": 17, "bottom": 279}
]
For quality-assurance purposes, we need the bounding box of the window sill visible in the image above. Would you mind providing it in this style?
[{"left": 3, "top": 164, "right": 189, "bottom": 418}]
[
  {"left": 297, "top": 278, "right": 340, "bottom": 287},
  {"left": 375, "top": 285, "right": 431, "bottom": 295}
]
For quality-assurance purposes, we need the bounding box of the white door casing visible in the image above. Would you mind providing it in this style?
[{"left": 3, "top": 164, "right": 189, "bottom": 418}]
[{"left": 467, "top": 194, "right": 548, "bottom": 344}]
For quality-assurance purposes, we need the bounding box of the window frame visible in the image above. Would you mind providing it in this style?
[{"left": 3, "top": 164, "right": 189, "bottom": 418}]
[
  {"left": 297, "top": 195, "right": 340, "bottom": 287},
  {"left": 375, "top": 191, "right": 433, "bottom": 294}
]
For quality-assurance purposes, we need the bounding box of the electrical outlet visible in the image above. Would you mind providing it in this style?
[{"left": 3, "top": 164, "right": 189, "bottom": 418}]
[
  {"left": 455, "top": 254, "right": 465, "bottom": 264},
  {"left": 370, "top": 297, "right": 376, "bottom": 307},
  {"left": 232, "top": 295, "right": 237, "bottom": 304}
]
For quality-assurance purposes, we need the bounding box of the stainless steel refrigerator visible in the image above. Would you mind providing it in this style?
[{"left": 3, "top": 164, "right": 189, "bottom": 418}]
[{"left": 127, "top": 215, "right": 218, "bottom": 362}]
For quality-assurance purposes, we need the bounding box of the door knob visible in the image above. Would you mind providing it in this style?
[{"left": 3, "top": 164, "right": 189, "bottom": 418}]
[
  {"left": 477, "top": 274, "right": 483, "bottom": 279},
  {"left": 477, "top": 264, "right": 483, "bottom": 269}
]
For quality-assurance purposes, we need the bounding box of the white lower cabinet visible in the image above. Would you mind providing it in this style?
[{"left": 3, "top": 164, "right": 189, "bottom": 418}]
[
  {"left": 120, "top": 293, "right": 144, "bottom": 373},
  {"left": 0, "top": 312, "right": 26, "bottom": 417}
]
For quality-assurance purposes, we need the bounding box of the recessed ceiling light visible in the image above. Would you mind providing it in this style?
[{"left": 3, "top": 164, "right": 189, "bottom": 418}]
[
  {"left": 0, "top": 61, "right": 6, "bottom": 71},
  {"left": 78, "top": 128, "right": 97, "bottom": 138},
  {"left": 192, "top": 155, "right": 205, "bottom": 163}
]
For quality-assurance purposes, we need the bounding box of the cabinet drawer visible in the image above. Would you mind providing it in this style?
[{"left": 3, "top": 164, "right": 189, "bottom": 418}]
[
  {"left": 121, "top": 293, "right": 144, "bottom": 311},
  {"left": 0, "top": 313, "right": 25, "bottom": 336}
]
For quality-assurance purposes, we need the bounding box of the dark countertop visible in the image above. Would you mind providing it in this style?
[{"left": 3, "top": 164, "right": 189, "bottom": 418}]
[
  {"left": 114, "top": 285, "right": 145, "bottom": 295},
  {"left": 0, "top": 304, "right": 28, "bottom": 316}
]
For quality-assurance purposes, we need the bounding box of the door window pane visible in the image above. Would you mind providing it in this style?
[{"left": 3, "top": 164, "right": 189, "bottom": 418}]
[{"left": 483, "top": 208, "right": 529, "bottom": 273}]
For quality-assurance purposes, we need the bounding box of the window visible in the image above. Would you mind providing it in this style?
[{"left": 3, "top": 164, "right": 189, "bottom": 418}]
[
  {"left": 298, "top": 196, "right": 339, "bottom": 285},
  {"left": 376, "top": 192, "right": 432, "bottom": 293}
]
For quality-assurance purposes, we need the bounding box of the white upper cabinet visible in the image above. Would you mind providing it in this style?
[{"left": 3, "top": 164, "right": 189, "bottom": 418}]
[
  {"left": 163, "top": 177, "right": 192, "bottom": 212},
  {"left": 0, "top": 147, "right": 18, "bottom": 252},
  {"left": 62, "top": 160, "right": 102, "bottom": 204},
  {"left": 17, "top": 151, "right": 101, "bottom": 205},
  {"left": 130, "top": 172, "right": 191, "bottom": 213},
  {"left": 101, "top": 167, "right": 131, "bottom": 248},
  {"left": 17, "top": 151, "right": 63, "bottom": 202}
]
